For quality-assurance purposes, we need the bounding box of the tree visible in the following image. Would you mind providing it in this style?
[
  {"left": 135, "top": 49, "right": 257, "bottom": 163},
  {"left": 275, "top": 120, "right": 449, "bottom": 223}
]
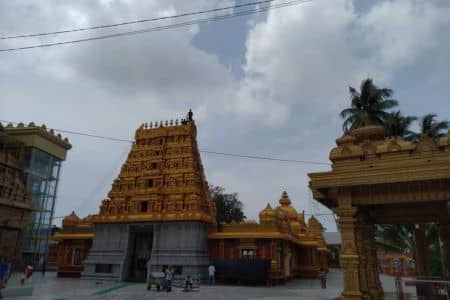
[
  {"left": 417, "top": 113, "right": 449, "bottom": 139},
  {"left": 340, "top": 78, "right": 398, "bottom": 132},
  {"left": 384, "top": 111, "right": 417, "bottom": 140},
  {"left": 376, "top": 224, "right": 415, "bottom": 254},
  {"left": 210, "top": 185, "right": 246, "bottom": 224}
]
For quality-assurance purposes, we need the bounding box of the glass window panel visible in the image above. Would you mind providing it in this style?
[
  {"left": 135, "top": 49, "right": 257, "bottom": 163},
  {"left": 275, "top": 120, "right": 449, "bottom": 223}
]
[
  {"left": 51, "top": 160, "right": 61, "bottom": 179},
  {"left": 46, "top": 196, "right": 54, "bottom": 210}
]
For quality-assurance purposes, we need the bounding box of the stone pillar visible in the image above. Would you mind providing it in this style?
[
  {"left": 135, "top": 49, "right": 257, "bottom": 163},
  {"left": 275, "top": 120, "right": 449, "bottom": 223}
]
[
  {"left": 354, "top": 213, "right": 370, "bottom": 300},
  {"left": 439, "top": 221, "right": 450, "bottom": 278},
  {"left": 364, "top": 223, "right": 383, "bottom": 300},
  {"left": 414, "top": 225, "right": 428, "bottom": 278},
  {"left": 334, "top": 189, "right": 363, "bottom": 300}
]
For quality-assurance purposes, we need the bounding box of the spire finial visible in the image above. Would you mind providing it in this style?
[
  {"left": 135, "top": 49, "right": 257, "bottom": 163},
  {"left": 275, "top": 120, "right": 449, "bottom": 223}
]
[
  {"left": 279, "top": 191, "right": 291, "bottom": 206},
  {"left": 188, "top": 109, "right": 193, "bottom": 122}
]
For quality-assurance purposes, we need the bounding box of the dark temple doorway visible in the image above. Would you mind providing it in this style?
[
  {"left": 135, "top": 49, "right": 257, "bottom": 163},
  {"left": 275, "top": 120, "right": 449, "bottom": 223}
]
[{"left": 128, "top": 226, "right": 153, "bottom": 282}]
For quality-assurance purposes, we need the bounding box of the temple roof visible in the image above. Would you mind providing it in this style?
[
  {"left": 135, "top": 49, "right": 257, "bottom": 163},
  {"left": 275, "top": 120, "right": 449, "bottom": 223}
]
[
  {"left": 309, "top": 125, "right": 450, "bottom": 210},
  {"left": 3, "top": 122, "right": 71, "bottom": 160}
]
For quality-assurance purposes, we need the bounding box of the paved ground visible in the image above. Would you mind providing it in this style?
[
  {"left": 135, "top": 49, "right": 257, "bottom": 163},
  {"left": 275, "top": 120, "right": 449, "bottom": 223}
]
[{"left": 1, "top": 269, "right": 417, "bottom": 300}]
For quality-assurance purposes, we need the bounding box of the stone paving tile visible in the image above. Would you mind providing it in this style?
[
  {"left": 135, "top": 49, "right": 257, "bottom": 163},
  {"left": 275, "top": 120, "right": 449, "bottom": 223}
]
[{"left": 1, "top": 269, "right": 417, "bottom": 300}]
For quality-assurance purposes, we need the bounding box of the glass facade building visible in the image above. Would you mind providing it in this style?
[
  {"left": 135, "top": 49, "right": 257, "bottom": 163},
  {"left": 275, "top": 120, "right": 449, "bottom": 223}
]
[
  {"left": 21, "top": 148, "right": 62, "bottom": 264},
  {"left": 3, "top": 123, "right": 71, "bottom": 266}
]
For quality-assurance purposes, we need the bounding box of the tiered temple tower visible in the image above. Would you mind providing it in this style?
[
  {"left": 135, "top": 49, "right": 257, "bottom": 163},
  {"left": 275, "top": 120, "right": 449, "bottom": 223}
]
[{"left": 82, "top": 113, "right": 216, "bottom": 281}]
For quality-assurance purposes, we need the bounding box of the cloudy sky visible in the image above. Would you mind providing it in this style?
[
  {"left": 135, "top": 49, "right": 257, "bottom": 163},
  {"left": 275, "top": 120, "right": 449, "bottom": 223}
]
[{"left": 1, "top": 0, "right": 450, "bottom": 231}]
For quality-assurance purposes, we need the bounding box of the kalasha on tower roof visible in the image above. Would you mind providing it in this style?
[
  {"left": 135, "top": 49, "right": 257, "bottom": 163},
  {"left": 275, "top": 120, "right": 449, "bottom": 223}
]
[{"left": 91, "top": 110, "right": 216, "bottom": 224}]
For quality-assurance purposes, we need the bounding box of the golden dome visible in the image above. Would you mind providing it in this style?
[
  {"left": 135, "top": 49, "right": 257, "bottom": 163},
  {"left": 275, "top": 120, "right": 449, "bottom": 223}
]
[
  {"left": 279, "top": 191, "right": 291, "bottom": 206},
  {"left": 259, "top": 203, "right": 275, "bottom": 224},
  {"left": 63, "top": 211, "right": 80, "bottom": 227},
  {"left": 275, "top": 191, "right": 298, "bottom": 220}
]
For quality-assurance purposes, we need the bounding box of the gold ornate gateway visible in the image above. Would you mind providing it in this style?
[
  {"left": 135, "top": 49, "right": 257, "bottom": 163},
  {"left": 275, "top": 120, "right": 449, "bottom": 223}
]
[{"left": 309, "top": 126, "right": 450, "bottom": 300}]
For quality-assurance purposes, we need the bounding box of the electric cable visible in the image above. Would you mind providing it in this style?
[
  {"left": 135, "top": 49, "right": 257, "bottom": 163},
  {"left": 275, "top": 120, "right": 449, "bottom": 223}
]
[
  {"left": 0, "top": 0, "right": 314, "bottom": 52},
  {"left": 0, "top": 119, "right": 330, "bottom": 166},
  {"left": 0, "top": 0, "right": 283, "bottom": 40}
]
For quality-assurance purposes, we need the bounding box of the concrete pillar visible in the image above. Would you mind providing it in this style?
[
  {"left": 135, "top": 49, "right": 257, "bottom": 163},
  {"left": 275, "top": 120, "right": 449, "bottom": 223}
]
[{"left": 334, "top": 189, "right": 363, "bottom": 300}]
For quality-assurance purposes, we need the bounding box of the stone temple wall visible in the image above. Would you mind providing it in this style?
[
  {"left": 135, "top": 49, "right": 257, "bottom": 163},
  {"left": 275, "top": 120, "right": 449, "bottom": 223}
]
[
  {"left": 82, "top": 223, "right": 130, "bottom": 280},
  {"left": 82, "top": 221, "right": 210, "bottom": 281},
  {"left": 149, "top": 221, "right": 210, "bottom": 280}
]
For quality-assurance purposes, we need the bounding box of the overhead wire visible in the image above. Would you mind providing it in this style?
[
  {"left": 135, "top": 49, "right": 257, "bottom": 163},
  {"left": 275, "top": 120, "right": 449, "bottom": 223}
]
[
  {"left": 0, "top": 119, "right": 330, "bottom": 166},
  {"left": 0, "top": 0, "right": 281, "bottom": 40},
  {"left": 0, "top": 0, "right": 314, "bottom": 52}
]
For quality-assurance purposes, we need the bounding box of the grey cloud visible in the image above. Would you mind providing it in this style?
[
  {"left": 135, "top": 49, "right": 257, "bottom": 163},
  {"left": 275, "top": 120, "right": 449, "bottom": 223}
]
[{"left": 1, "top": 0, "right": 450, "bottom": 232}]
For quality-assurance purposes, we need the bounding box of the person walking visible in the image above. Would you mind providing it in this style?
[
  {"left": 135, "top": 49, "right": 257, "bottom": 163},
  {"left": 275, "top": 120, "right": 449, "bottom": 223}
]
[
  {"left": 23, "top": 264, "right": 33, "bottom": 284},
  {"left": 4, "top": 259, "right": 11, "bottom": 284},
  {"left": 164, "top": 266, "right": 173, "bottom": 292},
  {"left": 319, "top": 269, "right": 327, "bottom": 289},
  {"left": 0, "top": 257, "right": 9, "bottom": 299},
  {"left": 41, "top": 259, "right": 46, "bottom": 277},
  {"left": 208, "top": 264, "right": 216, "bottom": 285}
]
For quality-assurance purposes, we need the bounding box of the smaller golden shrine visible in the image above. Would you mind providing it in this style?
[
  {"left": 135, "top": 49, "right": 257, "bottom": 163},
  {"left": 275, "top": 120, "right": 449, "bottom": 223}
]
[
  {"left": 53, "top": 212, "right": 93, "bottom": 277},
  {"left": 208, "top": 191, "right": 328, "bottom": 282}
]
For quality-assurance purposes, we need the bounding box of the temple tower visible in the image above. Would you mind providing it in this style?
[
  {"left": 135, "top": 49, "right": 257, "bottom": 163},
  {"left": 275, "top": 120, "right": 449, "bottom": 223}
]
[{"left": 82, "top": 114, "right": 216, "bottom": 281}]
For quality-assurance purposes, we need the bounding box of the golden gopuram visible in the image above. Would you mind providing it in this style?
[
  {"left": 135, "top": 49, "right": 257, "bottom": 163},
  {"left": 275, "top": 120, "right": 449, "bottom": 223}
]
[
  {"left": 309, "top": 126, "right": 450, "bottom": 300},
  {"left": 54, "top": 111, "right": 329, "bottom": 283},
  {"left": 56, "top": 112, "right": 215, "bottom": 281}
]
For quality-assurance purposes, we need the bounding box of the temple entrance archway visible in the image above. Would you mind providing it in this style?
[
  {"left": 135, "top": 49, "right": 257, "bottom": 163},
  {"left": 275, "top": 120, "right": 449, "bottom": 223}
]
[
  {"left": 309, "top": 126, "right": 450, "bottom": 300},
  {"left": 127, "top": 226, "right": 153, "bottom": 282}
]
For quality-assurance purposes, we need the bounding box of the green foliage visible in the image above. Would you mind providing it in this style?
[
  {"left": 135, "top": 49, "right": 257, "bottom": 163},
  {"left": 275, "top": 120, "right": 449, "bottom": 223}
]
[
  {"left": 384, "top": 111, "right": 417, "bottom": 140},
  {"left": 428, "top": 245, "right": 443, "bottom": 277},
  {"left": 340, "top": 78, "right": 398, "bottom": 132},
  {"left": 417, "top": 113, "right": 449, "bottom": 139},
  {"left": 210, "top": 185, "right": 246, "bottom": 224},
  {"left": 376, "top": 224, "right": 415, "bottom": 254},
  {"left": 376, "top": 223, "right": 443, "bottom": 276},
  {"left": 340, "top": 79, "right": 449, "bottom": 142}
]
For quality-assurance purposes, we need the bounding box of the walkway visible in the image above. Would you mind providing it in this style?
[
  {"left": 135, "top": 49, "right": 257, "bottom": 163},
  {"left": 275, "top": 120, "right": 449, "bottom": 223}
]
[{"left": 1, "top": 269, "right": 416, "bottom": 300}]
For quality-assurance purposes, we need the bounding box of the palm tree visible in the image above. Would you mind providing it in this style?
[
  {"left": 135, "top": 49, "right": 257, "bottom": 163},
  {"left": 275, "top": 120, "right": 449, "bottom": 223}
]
[
  {"left": 384, "top": 111, "right": 417, "bottom": 140},
  {"left": 417, "top": 114, "right": 449, "bottom": 139},
  {"left": 376, "top": 224, "right": 415, "bottom": 254},
  {"left": 340, "top": 78, "right": 398, "bottom": 132}
]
